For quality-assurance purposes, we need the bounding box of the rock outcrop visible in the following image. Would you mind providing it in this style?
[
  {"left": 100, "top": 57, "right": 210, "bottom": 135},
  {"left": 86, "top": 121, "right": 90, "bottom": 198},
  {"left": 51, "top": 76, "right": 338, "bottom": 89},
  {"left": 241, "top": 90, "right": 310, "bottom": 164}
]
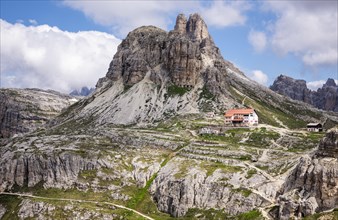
[
  {"left": 270, "top": 75, "right": 338, "bottom": 112},
  {"left": 277, "top": 127, "right": 338, "bottom": 219},
  {"left": 0, "top": 88, "right": 76, "bottom": 138},
  {"left": 105, "top": 13, "right": 216, "bottom": 87},
  {"left": 150, "top": 158, "right": 271, "bottom": 217}
]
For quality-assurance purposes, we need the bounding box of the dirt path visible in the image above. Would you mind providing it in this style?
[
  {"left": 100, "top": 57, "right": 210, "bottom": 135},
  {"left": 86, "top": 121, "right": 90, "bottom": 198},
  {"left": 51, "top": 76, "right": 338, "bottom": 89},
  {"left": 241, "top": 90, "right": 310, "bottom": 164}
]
[{"left": 0, "top": 192, "right": 154, "bottom": 220}]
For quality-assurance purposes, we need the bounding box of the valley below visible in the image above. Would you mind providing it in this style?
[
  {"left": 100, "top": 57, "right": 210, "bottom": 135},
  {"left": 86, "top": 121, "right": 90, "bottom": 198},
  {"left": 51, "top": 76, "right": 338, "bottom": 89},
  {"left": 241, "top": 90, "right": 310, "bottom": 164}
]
[{"left": 0, "top": 114, "right": 337, "bottom": 220}]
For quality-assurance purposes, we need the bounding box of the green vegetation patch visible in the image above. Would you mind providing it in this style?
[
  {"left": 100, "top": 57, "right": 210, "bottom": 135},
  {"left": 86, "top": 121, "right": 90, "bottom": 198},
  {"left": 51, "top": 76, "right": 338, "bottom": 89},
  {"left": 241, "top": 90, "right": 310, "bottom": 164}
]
[
  {"left": 246, "top": 129, "right": 280, "bottom": 148},
  {"left": 231, "top": 187, "right": 252, "bottom": 197},
  {"left": 180, "top": 208, "right": 229, "bottom": 220},
  {"left": 303, "top": 209, "right": 338, "bottom": 220},
  {"left": 166, "top": 85, "right": 191, "bottom": 97},
  {"left": 234, "top": 209, "right": 263, "bottom": 220},
  {"left": 79, "top": 169, "right": 97, "bottom": 181},
  {"left": 0, "top": 195, "right": 22, "bottom": 220},
  {"left": 202, "top": 161, "right": 242, "bottom": 176},
  {"left": 246, "top": 169, "right": 257, "bottom": 179},
  {"left": 199, "top": 86, "right": 215, "bottom": 101},
  {"left": 287, "top": 132, "right": 324, "bottom": 152}
]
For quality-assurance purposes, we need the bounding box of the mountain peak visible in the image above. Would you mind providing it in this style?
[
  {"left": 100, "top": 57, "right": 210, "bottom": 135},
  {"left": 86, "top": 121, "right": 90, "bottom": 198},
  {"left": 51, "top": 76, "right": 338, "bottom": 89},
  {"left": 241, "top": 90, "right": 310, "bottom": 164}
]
[
  {"left": 174, "top": 13, "right": 211, "bottom": 41},
  {"left": 174, "top": 14, "right": 187, "bottom": 35},
  {"left": 324, "top": 78, "right": 337, "bottom": 87}
]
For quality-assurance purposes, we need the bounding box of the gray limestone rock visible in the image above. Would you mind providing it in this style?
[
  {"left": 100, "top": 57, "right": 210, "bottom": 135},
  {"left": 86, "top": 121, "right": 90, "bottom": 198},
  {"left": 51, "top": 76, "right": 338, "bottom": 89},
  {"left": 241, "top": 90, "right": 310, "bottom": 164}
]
[
  {"left": 0, "top": 204, "right": 6, "bottom": 219},
  {"left": 18, "top": 199, "right": 55, "bottom": 220},
  {"left": 0, "top": 88, "right": 76, "bottom": 138},
  {"left": 271, "top": 75, "right": 338, "bottom": 112},
  {"left": 277, "top": 128, "right": 338, "bottom": 219}
]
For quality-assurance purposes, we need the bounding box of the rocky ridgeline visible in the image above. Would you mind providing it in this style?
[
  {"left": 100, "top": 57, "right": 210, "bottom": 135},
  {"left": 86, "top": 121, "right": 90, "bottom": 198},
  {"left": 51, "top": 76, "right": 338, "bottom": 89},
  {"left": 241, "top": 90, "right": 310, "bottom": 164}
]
[
  {"left": 277, "top": 127, "right": 338, "bottom": 219},
  {"left": 55, "top": 14, "right": 338, "bottom": 128},
  {"left": 69, "top": 86, "right": 95, "bottom": 96},
  {"left": 270, "top": 75, "right": 338, "bottom": 112},
  {"left": 0, "top": 88, "right": 76, "bottom": 138}
]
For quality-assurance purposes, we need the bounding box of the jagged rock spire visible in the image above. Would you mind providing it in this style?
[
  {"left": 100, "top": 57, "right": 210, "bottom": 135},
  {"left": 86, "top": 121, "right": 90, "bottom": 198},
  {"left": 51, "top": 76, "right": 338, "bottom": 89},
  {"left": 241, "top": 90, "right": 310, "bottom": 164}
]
[
  {"left": 325, "top": 78, "right": 337, "bottom": 87},
  {"left": 174, "top": 13, "right": 210, "bottom": 41},
  {"left": 186, "top": 13, "right": 210, "bottom": 41},
  {"left": 174, "top": 14, "right": 187, "bottom": 35}
]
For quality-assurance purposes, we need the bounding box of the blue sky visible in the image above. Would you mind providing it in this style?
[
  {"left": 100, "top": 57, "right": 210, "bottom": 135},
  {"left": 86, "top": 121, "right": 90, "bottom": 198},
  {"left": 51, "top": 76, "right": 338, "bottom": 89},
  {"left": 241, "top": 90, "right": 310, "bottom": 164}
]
[{"left": 1, "top": 0, "right": 337, "bottom": 92}]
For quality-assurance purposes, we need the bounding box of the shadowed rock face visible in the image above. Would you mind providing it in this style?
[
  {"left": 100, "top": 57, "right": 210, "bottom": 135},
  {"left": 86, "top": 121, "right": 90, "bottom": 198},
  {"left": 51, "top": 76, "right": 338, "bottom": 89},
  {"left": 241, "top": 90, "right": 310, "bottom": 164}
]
[
  {"left": 105, "top": 13, "right": 217, "bottom": 88},
  {"left": 270, "top": 75, "right": 338, "bottom": 112},
  {"left": 270, "top": 75, "right": 311, "bottom": 103}
]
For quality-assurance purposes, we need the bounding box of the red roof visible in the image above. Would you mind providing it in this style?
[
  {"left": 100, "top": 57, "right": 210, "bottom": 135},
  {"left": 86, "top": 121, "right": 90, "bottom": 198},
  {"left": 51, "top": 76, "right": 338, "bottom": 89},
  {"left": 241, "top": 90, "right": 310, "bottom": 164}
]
[{"left": 225, "top": 108, "right": 255, "bottom": 117}]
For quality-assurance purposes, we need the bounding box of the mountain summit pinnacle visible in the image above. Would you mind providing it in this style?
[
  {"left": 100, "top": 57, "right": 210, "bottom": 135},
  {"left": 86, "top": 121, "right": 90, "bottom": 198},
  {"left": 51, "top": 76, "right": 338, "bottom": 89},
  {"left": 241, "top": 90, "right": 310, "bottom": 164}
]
[{"left": 174, "top": 13, "right": 211, "bottom": 41}]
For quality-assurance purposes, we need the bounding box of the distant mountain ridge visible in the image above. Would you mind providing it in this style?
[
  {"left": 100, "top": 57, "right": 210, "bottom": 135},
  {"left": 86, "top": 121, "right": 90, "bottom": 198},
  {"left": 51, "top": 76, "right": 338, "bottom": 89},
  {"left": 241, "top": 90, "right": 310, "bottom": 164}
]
[
  {"left": 270, "top": 75, "right": 338, "bottom": 112},
  {"left": 69, "top": 87, "right": 95, "bottom": 96},
  {"left": 0, "top": 88, "right": 76, "bottom": 138}
]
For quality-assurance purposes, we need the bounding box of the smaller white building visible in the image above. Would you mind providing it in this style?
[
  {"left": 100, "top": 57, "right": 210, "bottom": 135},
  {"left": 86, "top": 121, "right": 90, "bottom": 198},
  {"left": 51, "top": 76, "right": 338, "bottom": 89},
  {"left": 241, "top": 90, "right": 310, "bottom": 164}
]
[{"left": 307, "top": 123, "right": 323, "bottom": 132}]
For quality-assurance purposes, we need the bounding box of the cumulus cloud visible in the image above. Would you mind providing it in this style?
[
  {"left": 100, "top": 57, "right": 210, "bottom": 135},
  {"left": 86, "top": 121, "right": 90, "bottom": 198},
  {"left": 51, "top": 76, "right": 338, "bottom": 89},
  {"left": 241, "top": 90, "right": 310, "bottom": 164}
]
[
  {"left": 62, "top": 0, "right": 249, "bottom": 36},
  {"left": 263, "top": 1, "right": 338, "bottom": 67},
  {"left": 201, "top": 1, "right": 250, "bottom": 27},
  {"left": 248, "top": 30, "right": 267, "bottom": 52},
  {"left": 249, "top": 70, "right": 269, "bottom": 85},
  {"left": 0, "top": 19, "right": 121, "bottom": 93},
  {"left": 307, "top": 79, "right": 338, "bottom": 91},
  {"left": 63, "top": 1, "right": 194, "bottom": 36}
]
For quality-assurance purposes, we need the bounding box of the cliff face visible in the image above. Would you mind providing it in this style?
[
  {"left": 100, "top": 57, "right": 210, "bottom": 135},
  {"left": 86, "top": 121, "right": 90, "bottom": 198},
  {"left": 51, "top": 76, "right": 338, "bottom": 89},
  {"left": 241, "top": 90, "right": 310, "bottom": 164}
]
[
  {"left": 0, "top": 88, "right": 76, "bottom": 138},
  {"left": 269, "top": 75, "right": 312, "bottom": 103},
  {"left": 270, "top": 75, "right": 338, "bottom": 112},
  {"left": 105, "top": 13, "right": 217, "bottom": 88},
  {"left": 277, "top": 127, "right": 338, "bottom": 219}
]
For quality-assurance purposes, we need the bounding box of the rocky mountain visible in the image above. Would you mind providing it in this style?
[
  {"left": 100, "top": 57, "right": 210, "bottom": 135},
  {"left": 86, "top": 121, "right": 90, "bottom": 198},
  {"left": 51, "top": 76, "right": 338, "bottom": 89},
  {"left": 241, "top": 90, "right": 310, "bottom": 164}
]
[
  {"left": 270, "top": 75, "right": 338, "bottom": 112},
  {"left": 276, "top": 127, "right": 338, "bottom": 219},
  {"left": 1, "top": 13, "right": 338, "bottom": 220},
  {"left": 0, "top": 88, "right": 76, "bottom": 139},
  {"left": 54, "top": 14, "right": 337, "bottom": 129},
  {"left": 69, "top": 87, "right": 95, "bottom": 96}
]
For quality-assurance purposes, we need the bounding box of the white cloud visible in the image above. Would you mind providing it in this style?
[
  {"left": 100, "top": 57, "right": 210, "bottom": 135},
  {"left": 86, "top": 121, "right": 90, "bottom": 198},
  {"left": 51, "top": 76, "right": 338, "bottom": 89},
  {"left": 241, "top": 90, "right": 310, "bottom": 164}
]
[
  {"left": 0, "top": 19, "right": 121, "bottom": 93},
  {"left": 307, "top": 79, "right": 338, "bottom": 91},
  {"left": 62, "top": 0, "right": 249, "bottom": 36},
  {"left": 249, "top": 70, "right": 268, "bottom": 85},
  {"left": 201, "top": 1, "right": 250, "bottom": 27},
  {"left": 63, "top": 1, "right": 194, "bottom": 36},
  {"left": 264, "top": 1, "right": 338, "bottom": 67},
  {"left": 248, "top": 30, "right": 267, "bottom": 52},
  {"left": 28, "top": 19, "right": 38, "bottom": 25}
]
